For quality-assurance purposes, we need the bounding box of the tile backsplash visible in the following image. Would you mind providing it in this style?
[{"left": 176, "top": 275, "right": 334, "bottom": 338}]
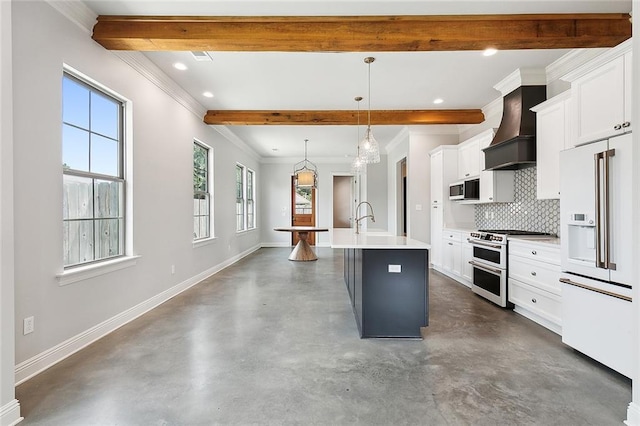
[{"left": 475, "top": 167, "right": 560, "bottom": 236}]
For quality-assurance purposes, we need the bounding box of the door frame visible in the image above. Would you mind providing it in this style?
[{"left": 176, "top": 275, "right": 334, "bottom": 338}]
[{"left": 291, "top": 175, "right": 317, "bottom": 245}]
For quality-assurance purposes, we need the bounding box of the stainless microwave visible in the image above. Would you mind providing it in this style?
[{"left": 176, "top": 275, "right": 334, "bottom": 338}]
[{"left": 449, "top": 179, "right": 480, "bottom": 201}]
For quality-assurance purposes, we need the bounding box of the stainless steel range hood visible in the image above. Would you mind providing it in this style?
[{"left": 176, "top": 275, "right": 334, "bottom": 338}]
[{"left": 482, "top": 75, "right": 546, "bottom": 171}]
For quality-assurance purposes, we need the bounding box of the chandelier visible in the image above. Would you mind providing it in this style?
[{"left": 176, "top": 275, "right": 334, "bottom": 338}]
[
  {"left": 361, "top": 57, "right": 380, "bottom": 164},
  {"left": 351, "top": 96, "right": 365, "bottom": 174},
  {"left": 293, "top": 138, "right": 318, "bottom": 188}
]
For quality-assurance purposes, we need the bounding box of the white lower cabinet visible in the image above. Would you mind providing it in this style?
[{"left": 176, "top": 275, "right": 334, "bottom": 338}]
[
  {"left": 441, "top": 231, "right": 462, "bottom": 277},
  {"left": 508, "top": 239, "right": 562, "bottom": 334},
  {"left": 438, "top": 230, "right": 472, "bottom": 287}
]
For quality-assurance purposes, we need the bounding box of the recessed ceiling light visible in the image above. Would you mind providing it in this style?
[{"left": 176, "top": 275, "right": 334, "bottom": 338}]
[
  {"left": 483, "top": 48, "right": 498, "bottom": 57},
  {"left": 202, "top": 91, "right": 214, "bottom": 98},
  {"left": 433, "top": 98, "right": 444, "bottom": 105},
  {"left": 173, "top": 62, "right": 188, "bottom": 70}
]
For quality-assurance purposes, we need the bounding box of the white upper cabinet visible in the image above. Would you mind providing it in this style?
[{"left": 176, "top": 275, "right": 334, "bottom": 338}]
[
  {"left": 531, "top": 91, "right": 571, "bottom": 199},
  {"left": 563, "top": 40, "right": 632, "bottom": 145},
  {"left": 477, "top": 129, "right": 515, "bottom": 203},
  {"left": 457, "top": 139, "right": 480, "bottom": 180},
  {"left": 430, "top": 149, "right": 444, "bottom": 205}
]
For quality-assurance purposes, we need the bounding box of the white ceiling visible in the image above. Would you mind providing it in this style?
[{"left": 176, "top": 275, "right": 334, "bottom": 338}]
[{"left": 81, "top": 0, "right": 632, "bottom": 160}]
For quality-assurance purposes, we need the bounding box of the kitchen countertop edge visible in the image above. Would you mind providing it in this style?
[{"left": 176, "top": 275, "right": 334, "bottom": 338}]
[{"left": 330, "top": 229, "right": 430, "bottom": 250}]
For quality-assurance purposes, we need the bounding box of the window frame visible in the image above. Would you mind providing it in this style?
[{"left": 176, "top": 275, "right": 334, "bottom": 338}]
[
  {"left": 235, "top": 163, "right": 257, "bottom": 233},
  {"left": 61, "top": 71, "right": 126, "bottom": 270},
  {"left": 193, "top": 139, "right": 213, "bottom": 242}
]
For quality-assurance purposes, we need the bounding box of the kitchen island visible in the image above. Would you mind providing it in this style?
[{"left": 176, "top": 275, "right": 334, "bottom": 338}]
[{"left": 331, "top": 229, "right": 430, "bottom": 338}]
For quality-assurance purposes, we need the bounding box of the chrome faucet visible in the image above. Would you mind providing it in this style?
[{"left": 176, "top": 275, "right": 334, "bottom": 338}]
[{"left": 354, "top": 201, "right": 376, "bottom": 234}]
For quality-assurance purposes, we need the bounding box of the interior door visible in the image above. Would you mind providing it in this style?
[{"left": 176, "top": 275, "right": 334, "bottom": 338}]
[
  {"left": 333, "top": 175, "right": 354, "bottom": 228},
  {"left": 291, "top": 176, "right": 316, "bottom": 245}
]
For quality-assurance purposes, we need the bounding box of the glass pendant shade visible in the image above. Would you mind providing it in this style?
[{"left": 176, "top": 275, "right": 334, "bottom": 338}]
[
  {"left": 351, "top": 96, "right": 366, "bottom": 174},
  {"left": 361, "top": 127, "right": 380, "bottom": 164},
  {"left": 362, "top": 57, "right": 380, "bottom": 164}
]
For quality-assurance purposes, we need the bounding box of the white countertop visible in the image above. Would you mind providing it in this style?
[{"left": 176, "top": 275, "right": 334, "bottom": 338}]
[{"left": 330, "top": 229, "right": 430, "bottom": 250}]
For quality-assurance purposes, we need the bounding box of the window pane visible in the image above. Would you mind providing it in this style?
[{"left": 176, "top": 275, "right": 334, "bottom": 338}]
[
  {"left": 63, "top": 175, "right": 93, "bottom": 220},
  {"left": 199, "top": 216, "right": 209, "bottom": 239},
  {"left": 236, "top": 165, "right": 243, "bottom": 199},
  {"left": 91, "top": 91, "right": 120, "bottom": 139},
  {"left": 63, "top": 124, "right": 90, "bottom": 172},
  {"left": 94, "top": 218, "right": 121, "bottom": 259},
  {"left": 94, "top": 180, "right": 122, "bottom": 218},
  {"left": 63, "top": 219, "right": 94, "bottom": 266},
  {"left": 90, "top": 134, "right": 119, "bottom": 176},
  {"left": 63, "top": 77, "right": 90, "bottom": 128}
]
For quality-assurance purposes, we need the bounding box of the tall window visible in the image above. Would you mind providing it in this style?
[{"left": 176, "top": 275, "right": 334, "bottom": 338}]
[
  {"left": 247, "top": 169, "right": 255, "bottom": 229},
  {"left": 236, "top": 164, "right": 245, "bottom": 232},
  {"left": 235, "top": 164, "right": 257, "bottom": 232},
  {"left": 62, "top": 73, "right": 125, "bottom": 268},
  {"left": 193, "top": 141, "right": 211, "bottom": 240}
]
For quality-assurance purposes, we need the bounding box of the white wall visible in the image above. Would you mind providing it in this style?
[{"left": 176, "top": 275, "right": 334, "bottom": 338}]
[
  {"left": 12, "top": 1, "right": 259, "bottom": 368},
  {"left": 386, "top": 134, "right": 409, "bottom": 236},
  {"left": 260, "top": 161, "right": 352, "bottom": 246},
  {"left": 1, "top": 0, "right": 22, "bottom": 423},
  {"left": 362, "top": 155, "right": 388, "bottom": 231},
  {"left": 407, "top": 131, "right": 458, "bottom": 243}
]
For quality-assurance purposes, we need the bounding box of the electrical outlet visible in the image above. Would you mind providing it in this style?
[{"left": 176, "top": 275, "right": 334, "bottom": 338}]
[
  {"left": 23, "top": 316, "right": 34, "bottom": 335},
  {"left": 171, "top": 264, "right": 175, "bottom": 275}
]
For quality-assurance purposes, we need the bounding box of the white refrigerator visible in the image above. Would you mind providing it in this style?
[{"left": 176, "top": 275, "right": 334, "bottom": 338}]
[{"left": 559, "top": 132, "right": 633, "bottom": 378}]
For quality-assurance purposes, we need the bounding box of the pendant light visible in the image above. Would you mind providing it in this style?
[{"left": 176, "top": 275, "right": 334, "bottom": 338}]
[
  {"left": 351, "top": 96, "right": 365, "bottom": 174},
  {"left": 293, "top": 138, "right": 318, "bottom": 188},
  {"left": 361, "top": 57, "right": 380, "bottom": 164}
]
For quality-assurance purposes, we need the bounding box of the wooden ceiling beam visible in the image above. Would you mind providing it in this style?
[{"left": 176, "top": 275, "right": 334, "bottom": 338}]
[
  {"left": 203, "top": 109, "right": 485, "bottom": 126},
  {"left": 92, "top": 14, "right": 631, "bottom": 52}
]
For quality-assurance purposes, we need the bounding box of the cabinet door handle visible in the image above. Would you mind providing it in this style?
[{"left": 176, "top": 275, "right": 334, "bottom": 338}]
[
  {"left": 448, "top": 242, "right": 453, "bottom": 245},
  {"left": 614, "top": 124, "right": 622, "bottom": 130},
  {"left": 531, "top": 298, "right": 537, "bottom": 303},
  {"left": 465, "top": 173, "right": 470, "bottom": 177},
  {"left": 531, "top": 271, "right": 537, "bottom": 276},
  {"left": 622, "top": 121, "right": 631, "bottom": 128},
  {"left": 531, "top": 250, "right": 537, "bottom": 255}
]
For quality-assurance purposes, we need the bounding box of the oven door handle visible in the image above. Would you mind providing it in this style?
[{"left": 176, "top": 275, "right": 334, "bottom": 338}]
[
  {"left": 467, "top": 239, "right": 503, "bottom": 250},
  {"left": 469, "top": 260, "right": 503, "bottom": 275}
]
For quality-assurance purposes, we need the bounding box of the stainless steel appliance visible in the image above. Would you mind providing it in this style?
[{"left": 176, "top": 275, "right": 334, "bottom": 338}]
[
  {"left": 468, "top": 230, "right": 550, "bottom": 307},
  {"left": 559, "top": 132, "right": 633, "bottom": 377},
  {"left": 449, "top": 178, "right": 480, "bottom": 201}
]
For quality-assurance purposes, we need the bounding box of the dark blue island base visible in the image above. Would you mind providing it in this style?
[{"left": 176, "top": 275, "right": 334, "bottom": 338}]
[{"left": 343, "top": 248, "right": 429, "bottom": 338}]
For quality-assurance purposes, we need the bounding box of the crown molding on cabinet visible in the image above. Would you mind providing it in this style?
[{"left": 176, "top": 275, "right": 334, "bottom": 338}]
[
  {"left": 493, "top": 68, "right": 547, "bottom": 96},
  {"left": 561, "top": 38, "right": 632, "bottom": 83},
  {"left": 545, "top": 48, "right": 608, "bottom": 84}
]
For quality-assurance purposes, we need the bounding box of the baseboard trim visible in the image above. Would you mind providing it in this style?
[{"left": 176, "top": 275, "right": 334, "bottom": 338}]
[
  {"left": 626, "top": 401, "right": 640, "bottom": 426},
  {"left": 0, "top": 399, "right": 23, "bottom": 426},
  {"left": 260, "top": 242, "right": 292, "bottom": 248},
  {"left": 15, "top": 244, "right": 260, "bottom": 385}
]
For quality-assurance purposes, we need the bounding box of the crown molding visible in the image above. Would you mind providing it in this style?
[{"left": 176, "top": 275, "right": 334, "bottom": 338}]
[
  {"left": 407, "top": 125, "right": 459, "bottom": 136},
  {"left": 384, "top": 127, "right": 410, "bottom": 154},
  {"left": 493, "top": 68, "right": 546, "bottom": 96},
  {"left": 561, "top": 38, "right": 632, "bottom": 83},
  {"left": 47, "top": 0, "right": 261, "bottom": 160},
  {"left": 46, "top": 0, "right": 96, "bottom": 34},
  {"left": 545, "top": 48, "right": 608, "bottom": 84},
  {"left": 210, "top": 126, "right": 261, "bottom": 162},
  {"left": 260, "top": 156, "right": 352, "bottom": 165}
]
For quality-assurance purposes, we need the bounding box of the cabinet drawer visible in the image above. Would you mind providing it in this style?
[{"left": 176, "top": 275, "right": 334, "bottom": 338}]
[
  {"left": 508, "top": 256, "right": 561, "bottom": 294},
  {"left": 443, "top": 230, "right": 462, "bottom": 242},
  {"left": 509, "top": 241, "right": 560, "bottom": 265},
  {"left": 509, "top": 279, "right": 562, "bottom": 326}
]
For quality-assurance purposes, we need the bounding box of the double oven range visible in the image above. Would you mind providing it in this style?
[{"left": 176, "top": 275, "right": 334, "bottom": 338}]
[{"left": 467, "top": 230, "right": 550, "bottom": 307}]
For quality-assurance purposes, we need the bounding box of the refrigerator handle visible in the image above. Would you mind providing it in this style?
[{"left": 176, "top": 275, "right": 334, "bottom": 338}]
[
  {"left": 604, "top": 149, "right": 616, "bottom": 270},
  {"left": 594, "top": 152, "right": 605, "bottom": 269}
]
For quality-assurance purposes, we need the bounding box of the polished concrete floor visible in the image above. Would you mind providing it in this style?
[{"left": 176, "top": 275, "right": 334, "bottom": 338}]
[{"left": 17, "top": 248, "right": 631, "bottom": 425}]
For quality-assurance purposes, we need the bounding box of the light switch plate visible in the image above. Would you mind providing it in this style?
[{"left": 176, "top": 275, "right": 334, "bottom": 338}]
[{"left": 388, "top": 264, "right": 401, "bottom": 273}]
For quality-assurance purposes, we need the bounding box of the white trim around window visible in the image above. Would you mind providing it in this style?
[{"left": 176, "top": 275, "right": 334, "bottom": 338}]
[{"left": 235, "top": 163, "right": 257, "bottom": 233}]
